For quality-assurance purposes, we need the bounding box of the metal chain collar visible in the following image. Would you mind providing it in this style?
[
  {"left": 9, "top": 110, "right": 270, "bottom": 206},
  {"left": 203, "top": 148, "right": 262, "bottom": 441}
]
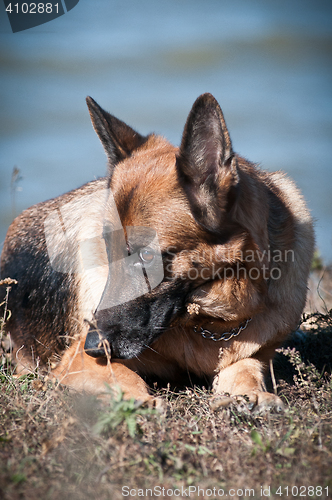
[{"left": 193, "top": 317, "right": 252, "bottom": 342}]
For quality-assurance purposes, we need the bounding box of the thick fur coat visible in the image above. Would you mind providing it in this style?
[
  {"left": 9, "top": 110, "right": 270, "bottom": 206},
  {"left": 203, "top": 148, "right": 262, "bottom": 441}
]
[{"left": 1, "top": 93, "right": 314, "bottom": 409}]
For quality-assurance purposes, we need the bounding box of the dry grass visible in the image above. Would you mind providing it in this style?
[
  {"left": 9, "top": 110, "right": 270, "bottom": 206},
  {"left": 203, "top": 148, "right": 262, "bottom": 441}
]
[{"left": 1, "top": 275, "right": 332, "bottom": 500}]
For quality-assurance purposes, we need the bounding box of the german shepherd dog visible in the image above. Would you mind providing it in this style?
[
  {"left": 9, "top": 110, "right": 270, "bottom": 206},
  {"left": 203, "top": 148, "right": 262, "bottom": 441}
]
[{"left": 1, "top": 93, "right": 314, "bottom": 410}]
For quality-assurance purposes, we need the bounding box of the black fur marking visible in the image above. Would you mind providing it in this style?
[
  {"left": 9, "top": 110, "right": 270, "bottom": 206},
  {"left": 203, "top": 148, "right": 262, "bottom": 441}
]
[
  {"left": 1, "top": 229, "right": 76, "bottom": 360},
  {"left": 85, "top": 279, "right": 191, "bottom": 359}
]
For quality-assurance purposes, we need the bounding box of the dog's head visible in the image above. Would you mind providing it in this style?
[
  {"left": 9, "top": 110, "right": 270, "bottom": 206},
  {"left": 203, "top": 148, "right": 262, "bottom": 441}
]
[{"left": 84, "top": 94, "right": 269, "bottom": 359}]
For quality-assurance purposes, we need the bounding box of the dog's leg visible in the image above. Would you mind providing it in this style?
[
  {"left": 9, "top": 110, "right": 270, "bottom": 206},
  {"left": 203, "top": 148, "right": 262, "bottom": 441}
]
[
  {"left": 212, "top": 355, "right": 283, "bottom": 411},
  {"left": 52, "top": 339, "right": 153, "bottom": 404}
]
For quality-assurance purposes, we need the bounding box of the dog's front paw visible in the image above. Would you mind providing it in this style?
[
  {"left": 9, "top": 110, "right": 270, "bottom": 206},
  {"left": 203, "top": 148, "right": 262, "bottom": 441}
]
[
  {"left": 210, "top": 391, "right": 284, "bottom": 414},
  {"left": 248, "top": 391, "right": 284, "bottom": 414}
]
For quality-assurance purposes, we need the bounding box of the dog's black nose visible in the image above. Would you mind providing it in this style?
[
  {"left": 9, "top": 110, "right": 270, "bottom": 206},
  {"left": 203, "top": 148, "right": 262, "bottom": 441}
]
[{"left": 84, "top": 328, "right": 109, "bottom": 358}]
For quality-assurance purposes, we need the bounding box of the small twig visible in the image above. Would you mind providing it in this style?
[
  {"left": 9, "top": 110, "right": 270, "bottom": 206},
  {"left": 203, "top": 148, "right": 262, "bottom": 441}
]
[
  {"left": 0, "top": 280, "right": 17, "bottom": 342},
  {"left": 316, "top": 268, "right": 329, "bottom": 314},
  {"left": 269, "top": 358, "right": 278, "bottom": 396},
  {"left": 10, "top": 166, "right": 22, "bottom": 219}
]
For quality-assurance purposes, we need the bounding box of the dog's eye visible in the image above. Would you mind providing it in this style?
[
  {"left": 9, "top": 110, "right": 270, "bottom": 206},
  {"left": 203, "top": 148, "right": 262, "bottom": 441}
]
[{"left": 139, "top": 248, "right": 155, "bottom": 264}]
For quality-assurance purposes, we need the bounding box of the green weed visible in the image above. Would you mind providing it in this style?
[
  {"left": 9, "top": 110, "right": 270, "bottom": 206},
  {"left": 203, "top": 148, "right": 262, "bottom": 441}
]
[{"left": 93, "top": 387, "right": 156, "bottom": 438}]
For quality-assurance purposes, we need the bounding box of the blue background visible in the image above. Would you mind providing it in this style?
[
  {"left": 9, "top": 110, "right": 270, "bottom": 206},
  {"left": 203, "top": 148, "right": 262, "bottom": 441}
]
[{"left": 0, "top": 0, "right": 331, "bottom": 261}]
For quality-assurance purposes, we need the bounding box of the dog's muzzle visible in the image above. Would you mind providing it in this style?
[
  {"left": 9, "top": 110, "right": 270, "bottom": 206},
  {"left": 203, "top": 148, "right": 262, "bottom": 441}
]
[{"left": 84, "top": 328, "right": 110, "bottom": 358}]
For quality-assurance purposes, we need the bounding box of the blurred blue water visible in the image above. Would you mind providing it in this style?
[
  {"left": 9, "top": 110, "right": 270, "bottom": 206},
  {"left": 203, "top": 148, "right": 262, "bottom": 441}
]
[{"left": 1, "top": 0, "right": 331, "bottom": 261}]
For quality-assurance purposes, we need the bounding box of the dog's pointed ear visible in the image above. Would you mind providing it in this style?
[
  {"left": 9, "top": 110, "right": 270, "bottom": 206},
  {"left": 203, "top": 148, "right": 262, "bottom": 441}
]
[
  {"left": 86, "top": 96, "right": 148, "bottom": 170},
  {"left": 176, "top": 93, "right": 239, "bottom": 232}
]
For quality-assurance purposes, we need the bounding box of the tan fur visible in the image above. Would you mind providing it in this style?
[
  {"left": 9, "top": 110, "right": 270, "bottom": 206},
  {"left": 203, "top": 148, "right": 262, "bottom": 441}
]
[{"left": 53, "top": 339, "right": 153, "bottom": 403}]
